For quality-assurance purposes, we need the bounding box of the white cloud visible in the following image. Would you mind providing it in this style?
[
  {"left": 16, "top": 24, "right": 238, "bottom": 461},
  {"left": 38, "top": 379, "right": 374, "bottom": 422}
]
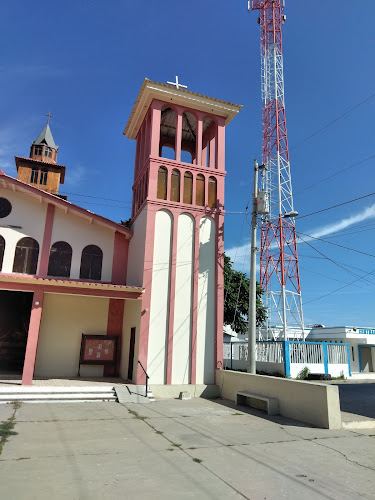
[
  {"left": 64, "top": 164, "right": 87, "bottom": 186},
  {"left": 225, "top": 203, "right": 375, "bottom": 272},
  {"left": 302, "top": 203, "right": 375, "bottom": 241}
]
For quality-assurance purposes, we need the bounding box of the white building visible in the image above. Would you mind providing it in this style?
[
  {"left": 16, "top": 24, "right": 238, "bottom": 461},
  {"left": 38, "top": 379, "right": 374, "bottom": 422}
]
[{"left": 307, "top": 326, "right": 375, "bottom": 374}]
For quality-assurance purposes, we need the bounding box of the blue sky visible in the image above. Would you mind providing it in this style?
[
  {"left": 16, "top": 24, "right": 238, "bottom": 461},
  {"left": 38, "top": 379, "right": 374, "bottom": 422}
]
[{"left": 1, "top": 0, "right": 375, "bottom": 327}]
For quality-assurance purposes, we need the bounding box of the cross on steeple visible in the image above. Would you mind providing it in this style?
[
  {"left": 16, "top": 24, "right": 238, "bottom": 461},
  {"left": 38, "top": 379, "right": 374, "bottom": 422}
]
[
  {"left": 45, "top": 112, "right": 54, "bottom": 124},
  {"left": 167, "top": 76, "right": 187, "bottom": 90}
]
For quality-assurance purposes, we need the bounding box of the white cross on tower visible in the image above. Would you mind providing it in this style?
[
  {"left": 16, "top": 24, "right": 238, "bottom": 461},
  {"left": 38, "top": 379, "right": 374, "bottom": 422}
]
[{"left": 167, "top": 76, "right": 187, "bottom": 90}]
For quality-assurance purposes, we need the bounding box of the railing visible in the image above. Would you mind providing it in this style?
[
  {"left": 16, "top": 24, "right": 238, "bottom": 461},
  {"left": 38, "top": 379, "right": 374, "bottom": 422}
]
[
  {"left": 223, "top": 340, "right": 351, "bottom": 377},
  {"left": 137, "top": 360, "right": 150, "bottom": 397}
]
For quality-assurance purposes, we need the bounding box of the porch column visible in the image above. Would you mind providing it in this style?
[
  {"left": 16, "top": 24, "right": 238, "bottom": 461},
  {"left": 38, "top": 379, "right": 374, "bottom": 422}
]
[
  {"left": 104, "top": 298, "right": 125, "bottom": 377},
  {"left": 22, "top": 289, "right": 44, "bottom": 385}
]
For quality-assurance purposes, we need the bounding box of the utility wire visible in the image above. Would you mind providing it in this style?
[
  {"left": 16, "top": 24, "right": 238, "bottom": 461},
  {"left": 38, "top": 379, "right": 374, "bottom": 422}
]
[
  {"left": 294, "top": 153, "right": 375, "bottom": 197},
  {"left": 60, "top": 191, "right": 132, "bottom": 204},
  {"left": 290, "top": 90, "right": 375, "bottom": 152},
  {"left": 304, "top": 267, "right": 375, "bottom": 305},
  {"left": 297, "top": 235, "right": 375, "bottom": 287},
  {"left": 297, "top": 192, "right": 375, "bottom": 220},
  {"left": 297, "top": 231, "right": 375, "bottom": 259}
]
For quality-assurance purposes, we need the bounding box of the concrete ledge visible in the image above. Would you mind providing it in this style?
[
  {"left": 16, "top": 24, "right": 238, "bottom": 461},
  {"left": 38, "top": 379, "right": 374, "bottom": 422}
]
[
  {"left": 150, "top": 384, "right": 220, "bottom": 399},
  {"left": 216, "top": 370, "right": 342, "bottom": 429}
]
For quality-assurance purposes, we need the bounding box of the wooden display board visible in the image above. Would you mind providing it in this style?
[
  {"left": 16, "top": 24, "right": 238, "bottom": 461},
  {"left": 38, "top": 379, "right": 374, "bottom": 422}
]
[{"left": 79, "top": 334, "right": 118, "bottom": 376}]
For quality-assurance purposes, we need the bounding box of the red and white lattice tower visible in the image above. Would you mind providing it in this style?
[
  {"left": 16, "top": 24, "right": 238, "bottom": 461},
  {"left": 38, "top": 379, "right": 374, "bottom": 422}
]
[{"left": 249, "top": 0, "right": 304, "bottom": 340}]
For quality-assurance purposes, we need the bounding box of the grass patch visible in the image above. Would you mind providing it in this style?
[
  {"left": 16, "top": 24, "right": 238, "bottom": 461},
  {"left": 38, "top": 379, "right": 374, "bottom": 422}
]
[
  {"left": 188, "top": 447, "right": 197, "bottom": 450},
  {"left": 193, "top": 458, "right": 202, "bottom": 464},
  {"left": 0, "top": 402, "right": 20, "bottom": 455},
  {"left": 166, "top": 448, "right": 174, "bottom": 451},
  {"left": 172, "top": 443, "right": 182, "bottom": 448},
  {"left": 232, "top": 412, "right": 243, "bottom": 416},
  {"left": 155, "top": 430, "right": 164, "bottom": 435},
  {"left": 128, "top": 409, "right": 147, "bottom": 420}
]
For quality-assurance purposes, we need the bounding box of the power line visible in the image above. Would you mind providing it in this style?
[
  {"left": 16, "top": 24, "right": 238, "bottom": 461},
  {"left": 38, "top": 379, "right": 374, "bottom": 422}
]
[
  {"left": 290, "top": 90, "right": 375, "bottom": 152},
  {"left": 60, "top": 191, "right": 132, "bottom": 204},
  {"left": 68, "top": 199, "right": 131, "bottom": 209},
  {"left": 304, "top": 267, "right": 375, "bottom": 305},
  {"left": 297, "top": 231, "right": 375, "bottom": 259},
  {"left": 294, "top": 153, "right": 375, "bottom": 197},
  {"left": 298, "top": 235, "right": 375, "bottom": 287},
  {"left": 298, "top": 192, "right": 375, "bottom": 219}
]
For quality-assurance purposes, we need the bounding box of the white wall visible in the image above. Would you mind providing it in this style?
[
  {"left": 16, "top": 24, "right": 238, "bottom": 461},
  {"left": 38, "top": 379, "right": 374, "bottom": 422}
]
[
  {"left": 0, "top": 187, "right": 47, "bottom": 273},
  {"left": 147, "top": 210, "right": 172, "bottom": 384},
  {"left": 196, "top": 216, "right": 215, "bottom": 384},
  {"left": 0, "top": 186, "right": 118, "bottom": 282},
  {"left": 172, "top": 213, "right": 194, "bottom": 384},
  {"left": 126, "top": 206, "right": 148, "bottom": 287},
  {"left": 35, "top": 294, "right": 109, "bottom": 377},
  {"left": 51, "top": 207, "right": 115, "bottom": 282},
  {"left": 216, "top": 370, "right": 342, "bottom": 429}
]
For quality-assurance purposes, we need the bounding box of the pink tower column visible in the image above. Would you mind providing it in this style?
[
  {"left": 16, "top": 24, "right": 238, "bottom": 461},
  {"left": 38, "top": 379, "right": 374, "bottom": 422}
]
[
  {"left": 175, "top": 108, "right": 183, "bottom": 162},
  {"left": 196, "top": 115, "right": 203, "bottom": 166},
  {"left": 150, "top": 101, "right": 162, "bottom": 157},
  {"left": 215, "top": 213, "right": 225, "bottom": 377},
  {"left": 136, "top": 208, "right": 157, "bottom": 384},
  {"left": 22, "top": 289, "right": 44, "bottom": 385},
  {"left": 216, "top": 118, "right": 226, "bottom": 171}
]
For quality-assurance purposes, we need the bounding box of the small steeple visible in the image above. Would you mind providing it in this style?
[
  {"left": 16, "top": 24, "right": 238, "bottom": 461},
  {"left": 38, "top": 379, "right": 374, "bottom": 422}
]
[
  {"left": 32, "top": 123, "right": 59, "bottom": 150},
  {"left": 30, "top": 114, "right": 59, "bottom": 164}
]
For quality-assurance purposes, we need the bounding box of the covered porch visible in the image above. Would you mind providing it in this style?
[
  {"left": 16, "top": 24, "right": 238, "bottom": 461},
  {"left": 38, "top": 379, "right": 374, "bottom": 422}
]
[{"left": 0, "top": 274, "right": 144, "bottom": 385}]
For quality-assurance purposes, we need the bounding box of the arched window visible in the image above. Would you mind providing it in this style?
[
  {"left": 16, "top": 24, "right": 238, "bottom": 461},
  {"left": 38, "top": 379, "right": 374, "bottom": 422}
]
[
  {"left": 0, "top": 235, "right": 5, "bottom": 271},
  {"left": 170, "top": 169, "right": 180, "bottom": 202},
  {"left": 181, "top": 112, "right": 197, "bottom": 164},
  {"left": 13, "top": 237, "right": 39, "bottom": 275},
  {"left": 183, "top": 172, "right": 193, "bottom": 204},
  {"left": 161, "top": 146, "right": 175, "bottom": 160},
  {"left": 196, "top": 174, "right": 205, "bottom": 206},
  {"left": 157, "top": 167, "right": 168, "bottom": 200},
  {"left": 47, "top": 241, "right": 72, "bottom": 278},
  {"left": 208, "top": 176, "right": 217, "bottom": 208},
  {"left": 160, "top": 107, "right": 177, "bottom": 159},
  {"left": 181, "top": 150, "right": 193, "bottom": 164},
  {"left": 80, "top": 245, "right": 103, "bottom": 280}
]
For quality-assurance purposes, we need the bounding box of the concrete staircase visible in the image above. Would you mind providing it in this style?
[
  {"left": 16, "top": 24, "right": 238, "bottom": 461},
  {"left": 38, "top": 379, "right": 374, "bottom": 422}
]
[{"left": 0, "top": 386, "right": 117, "bottom": 403}]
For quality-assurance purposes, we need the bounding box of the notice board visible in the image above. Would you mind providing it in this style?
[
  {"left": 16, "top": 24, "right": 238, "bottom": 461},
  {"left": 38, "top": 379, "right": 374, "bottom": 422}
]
[{"left": 79, "top": 334, "right": 118, "bottom": 375}]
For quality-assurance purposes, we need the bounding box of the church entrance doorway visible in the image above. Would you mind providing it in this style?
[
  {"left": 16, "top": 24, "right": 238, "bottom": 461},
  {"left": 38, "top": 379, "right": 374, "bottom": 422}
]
[{"left": 0, "top": 290, "right": 33, "bottom": 375}]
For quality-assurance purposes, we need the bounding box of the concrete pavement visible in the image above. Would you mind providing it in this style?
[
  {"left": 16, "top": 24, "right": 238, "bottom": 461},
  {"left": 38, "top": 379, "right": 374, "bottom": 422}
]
[{"left": 0, "top": 399, "right": 374, "bottom": 499}]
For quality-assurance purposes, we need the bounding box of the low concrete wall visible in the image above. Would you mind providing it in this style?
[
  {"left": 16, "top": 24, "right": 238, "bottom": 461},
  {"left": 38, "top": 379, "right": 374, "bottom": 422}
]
[
  {"left": 151, "top": 384, "right": 220, "bottom": 399},
  {"left": 216, "top": 370, "right": 342, "bottom": 429}
]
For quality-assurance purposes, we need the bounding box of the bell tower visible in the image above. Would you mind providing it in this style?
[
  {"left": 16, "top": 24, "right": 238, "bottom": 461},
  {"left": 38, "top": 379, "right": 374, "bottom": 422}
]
[
  {"left": 15, "top": 114, "right": 66, "bottom": 197},
  {"left": 124, "top": 78, "right": 241, "bottom": 385}
]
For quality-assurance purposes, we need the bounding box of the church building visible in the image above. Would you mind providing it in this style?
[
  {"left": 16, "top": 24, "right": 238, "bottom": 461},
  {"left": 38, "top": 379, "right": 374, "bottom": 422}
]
[{"left": 0, "top": 79, "right": 241, "bottom": 387}]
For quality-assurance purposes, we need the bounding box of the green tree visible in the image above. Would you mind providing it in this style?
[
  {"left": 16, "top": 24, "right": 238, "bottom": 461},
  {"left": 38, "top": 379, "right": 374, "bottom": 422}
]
[{"left": 224, "top": 253, "right": 267, "bottom": 334}]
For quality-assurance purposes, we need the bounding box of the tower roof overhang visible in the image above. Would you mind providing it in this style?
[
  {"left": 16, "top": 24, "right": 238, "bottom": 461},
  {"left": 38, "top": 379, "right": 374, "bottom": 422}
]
[{"left": 124, "top": 79, "right": 242, "bottom": 140}]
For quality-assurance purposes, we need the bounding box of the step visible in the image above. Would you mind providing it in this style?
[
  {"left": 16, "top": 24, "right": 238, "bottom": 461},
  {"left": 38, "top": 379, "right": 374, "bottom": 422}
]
[{"left": 0, "top": 386, "right": 116, "bottom": 394}]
